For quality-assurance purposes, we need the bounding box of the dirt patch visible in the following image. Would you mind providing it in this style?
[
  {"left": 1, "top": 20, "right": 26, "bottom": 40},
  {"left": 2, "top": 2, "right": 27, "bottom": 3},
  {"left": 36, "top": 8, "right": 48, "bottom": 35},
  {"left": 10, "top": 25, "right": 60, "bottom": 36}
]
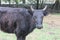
[{"left": 43, "top": 14, "right": 60, "bottom": 27}]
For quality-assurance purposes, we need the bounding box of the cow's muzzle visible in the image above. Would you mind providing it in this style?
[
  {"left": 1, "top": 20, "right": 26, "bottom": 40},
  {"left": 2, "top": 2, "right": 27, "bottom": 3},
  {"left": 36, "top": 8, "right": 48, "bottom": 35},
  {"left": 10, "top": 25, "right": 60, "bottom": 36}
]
[{"left": 36, "top": 25, "right": 43, "bottom": 29}]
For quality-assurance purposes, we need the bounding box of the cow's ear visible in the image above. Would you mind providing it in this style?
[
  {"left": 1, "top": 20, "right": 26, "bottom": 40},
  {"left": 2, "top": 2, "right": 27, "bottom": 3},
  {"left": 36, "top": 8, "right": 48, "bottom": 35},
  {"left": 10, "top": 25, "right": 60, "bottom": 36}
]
[{"left": 43, "top": 11, "right": 48, "bottom": 16}]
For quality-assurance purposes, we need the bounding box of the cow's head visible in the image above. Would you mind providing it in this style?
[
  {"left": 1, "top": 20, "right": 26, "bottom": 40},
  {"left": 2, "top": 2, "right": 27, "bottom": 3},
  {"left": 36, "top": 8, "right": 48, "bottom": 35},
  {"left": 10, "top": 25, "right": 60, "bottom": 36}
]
[{"left": 29, "top": 5, "right": 48, "bottom": 29}]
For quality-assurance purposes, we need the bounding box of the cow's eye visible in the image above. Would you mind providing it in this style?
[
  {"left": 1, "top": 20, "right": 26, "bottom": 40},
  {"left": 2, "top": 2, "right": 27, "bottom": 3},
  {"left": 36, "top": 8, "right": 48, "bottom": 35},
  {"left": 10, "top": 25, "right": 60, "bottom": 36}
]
[{"left": 33, "top": 16, "right": 37, "bottom": 20}]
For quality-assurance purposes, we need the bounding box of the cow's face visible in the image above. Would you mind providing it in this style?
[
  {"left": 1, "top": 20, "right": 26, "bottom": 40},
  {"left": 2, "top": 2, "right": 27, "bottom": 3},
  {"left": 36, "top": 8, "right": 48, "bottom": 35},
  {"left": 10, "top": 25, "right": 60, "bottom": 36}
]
[
  {"left": 29, "top": 5, "right": 48, "bottom": 29},
  {"left": 33, "top": 10, "right": 44, "bottom": 29}
]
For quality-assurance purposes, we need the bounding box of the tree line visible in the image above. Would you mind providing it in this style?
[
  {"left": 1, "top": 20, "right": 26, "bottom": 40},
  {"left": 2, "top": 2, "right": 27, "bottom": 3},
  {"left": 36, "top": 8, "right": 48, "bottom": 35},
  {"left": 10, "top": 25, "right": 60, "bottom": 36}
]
[
  {"left": 0, "top": 0, "right": 45, "bottom": 9},
  {"left": 0, "top": 0, "right": 60, "bottom": 10}
]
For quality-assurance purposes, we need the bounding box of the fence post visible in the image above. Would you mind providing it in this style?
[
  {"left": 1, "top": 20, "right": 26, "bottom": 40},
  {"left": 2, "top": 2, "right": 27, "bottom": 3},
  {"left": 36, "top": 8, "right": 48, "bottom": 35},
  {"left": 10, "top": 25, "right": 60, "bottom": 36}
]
[{"left": 36, "top": 0, "right": 39, "bottom": 9}]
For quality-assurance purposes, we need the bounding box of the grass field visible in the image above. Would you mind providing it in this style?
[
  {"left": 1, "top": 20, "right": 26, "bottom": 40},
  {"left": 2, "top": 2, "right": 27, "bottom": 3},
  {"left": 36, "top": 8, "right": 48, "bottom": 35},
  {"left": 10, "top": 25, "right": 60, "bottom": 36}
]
[{"left": 0, "top": 14, "right": 60, "bottom": 40}]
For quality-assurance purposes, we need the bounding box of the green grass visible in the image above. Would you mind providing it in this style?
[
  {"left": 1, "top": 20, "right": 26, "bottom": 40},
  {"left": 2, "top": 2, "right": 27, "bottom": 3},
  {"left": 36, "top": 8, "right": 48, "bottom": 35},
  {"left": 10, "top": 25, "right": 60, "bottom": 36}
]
[
  {"left": 0, "top": 23, "right": 60, "bottom": 40},
  {"left": 0, "top": 31, "right": 16, "bottom": 40},
  {"left": 27, "top": 23, "right": 60, "bottom": 40}
]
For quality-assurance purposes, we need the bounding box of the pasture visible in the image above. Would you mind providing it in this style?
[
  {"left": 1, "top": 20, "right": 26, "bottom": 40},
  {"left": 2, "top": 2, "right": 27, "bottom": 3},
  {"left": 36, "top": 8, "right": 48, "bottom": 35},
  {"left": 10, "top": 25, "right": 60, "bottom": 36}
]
[{"left": 0, "top": 14, "right": 60, "bottom": 40}]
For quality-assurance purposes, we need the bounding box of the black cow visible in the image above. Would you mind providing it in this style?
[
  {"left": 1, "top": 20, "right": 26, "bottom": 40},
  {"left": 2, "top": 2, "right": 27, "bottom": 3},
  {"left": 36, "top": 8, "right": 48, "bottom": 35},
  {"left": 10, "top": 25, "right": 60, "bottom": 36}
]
[{"left": 0, "top": 5, "right": 48, "bottom": 40}]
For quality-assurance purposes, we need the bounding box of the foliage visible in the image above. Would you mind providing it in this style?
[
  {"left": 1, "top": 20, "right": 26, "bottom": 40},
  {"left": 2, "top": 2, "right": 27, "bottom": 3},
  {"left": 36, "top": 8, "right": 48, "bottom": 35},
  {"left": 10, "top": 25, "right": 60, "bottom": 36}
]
[
  {"left": 52, "top": 0, "right": 60, "bottom": 10},
  {"left": 2, "top": 0, "right": 10, "bottom": 3},
  {"left": 28, "top": 0, "right": 37, "bottom": 4}
]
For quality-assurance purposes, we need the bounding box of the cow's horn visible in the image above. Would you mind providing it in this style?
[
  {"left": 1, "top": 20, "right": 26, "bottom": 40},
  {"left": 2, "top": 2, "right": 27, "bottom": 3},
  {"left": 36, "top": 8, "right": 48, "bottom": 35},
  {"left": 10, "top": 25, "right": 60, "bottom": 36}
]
[
  {"left": 43, "top": 5, "right": 47, "bottom": 11},
  {"left": 30, "top": 5, "right": 34, "bottom": 11}
]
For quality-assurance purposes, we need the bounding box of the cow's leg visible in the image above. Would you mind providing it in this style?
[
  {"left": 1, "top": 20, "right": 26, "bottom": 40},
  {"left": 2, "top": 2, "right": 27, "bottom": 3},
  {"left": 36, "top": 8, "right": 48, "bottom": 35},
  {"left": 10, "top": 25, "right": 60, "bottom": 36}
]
[
  {"left": 17, "top": 36, "right": 26, "bottom": 40},
  {"left": 15, "top": 29, "right": 26, "bottom": 40},
  {"left": 15, "top": 20, "right": 28, "bottom": 40},
  {"left": 15, "top": 23, "right": 26, "bottom": 40},
  {"left": 15, "top": 28, "right": 26, "bottom": 40}
]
